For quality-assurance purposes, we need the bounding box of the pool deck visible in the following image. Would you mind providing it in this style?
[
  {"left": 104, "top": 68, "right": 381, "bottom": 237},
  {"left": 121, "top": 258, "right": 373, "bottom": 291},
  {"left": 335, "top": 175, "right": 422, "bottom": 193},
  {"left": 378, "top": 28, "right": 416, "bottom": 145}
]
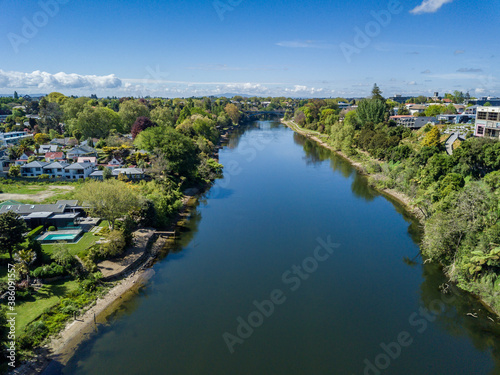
[{"left": 37, "top": 229, "right": 83, "bottom": 242}]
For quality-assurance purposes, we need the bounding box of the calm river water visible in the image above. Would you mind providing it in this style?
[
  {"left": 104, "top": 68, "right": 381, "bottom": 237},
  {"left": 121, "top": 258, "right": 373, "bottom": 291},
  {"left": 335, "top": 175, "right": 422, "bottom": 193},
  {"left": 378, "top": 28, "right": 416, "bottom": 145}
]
[{"left": 50, "top": 120, "right": 500, "bottom": 375}]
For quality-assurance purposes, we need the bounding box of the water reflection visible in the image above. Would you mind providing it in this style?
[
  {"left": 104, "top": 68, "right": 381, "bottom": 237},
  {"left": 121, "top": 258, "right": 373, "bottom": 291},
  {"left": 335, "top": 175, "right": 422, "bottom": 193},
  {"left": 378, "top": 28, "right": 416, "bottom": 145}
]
[{"left": 292, "top": 125, "right": 500, "bottom": 373}]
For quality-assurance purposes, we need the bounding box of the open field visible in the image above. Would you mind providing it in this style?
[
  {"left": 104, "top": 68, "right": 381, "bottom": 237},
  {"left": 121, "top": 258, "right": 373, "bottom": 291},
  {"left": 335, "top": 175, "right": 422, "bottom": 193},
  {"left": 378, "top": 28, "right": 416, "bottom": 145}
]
[{"left": 0, "top": 184, "right": 76, "bottom": 203}]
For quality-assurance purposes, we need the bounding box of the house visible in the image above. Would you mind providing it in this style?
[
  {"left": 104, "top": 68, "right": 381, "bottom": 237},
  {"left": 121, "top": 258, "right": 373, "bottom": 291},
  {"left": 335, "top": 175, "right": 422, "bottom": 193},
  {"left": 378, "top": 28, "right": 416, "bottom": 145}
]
[
  {"left": 465, "top": 105, "right": 479, "bottom": 115},
  {"left": 64, "top": 162, "right": 95, "bottom": 179},
  {"left": 15, "top": 151, "right": 34, "bottom": 166},
  {"left": 21, "top": 161, "right": 50, "bottom": 177},
  {"left": 37, "top": 144, "right": 59, "bottom": 154},
  {"left": 0, "top": 131, "right": 33, "bottom": 147},
  {"left": 45, "top": 152, "right": 65, "bottom": 162},
  {"left": 0, "top": 155, "right": 12, "bottom": 172},
  {"left": 66, "top": 145, "right": 98, "bottom": 160},
  {"left": 90, "top": 167, "right": 145, "bottom": 180},
  {"left": 77, "top": 156, "right": 97, "bottom": 166},
  {"left": 105, "top": 157, "right": 123, "bottom": 170},
  {"left": 43, "top": 161, "right": 69, "bottom": 178},
  {"left": 113, "top": 167, "right": 145, "bottom": 180},
  {"left": 406, "top": 104, "right": 427, "bottom": 115},
  {"left": 389, "top": 116, "right": 437, "bottom": 129},
  {"left": 475, "top": 106, "right": 500, "bottom": 139},
  {"left": 0, "top": 202, "right": 82, "bottom": 229}
]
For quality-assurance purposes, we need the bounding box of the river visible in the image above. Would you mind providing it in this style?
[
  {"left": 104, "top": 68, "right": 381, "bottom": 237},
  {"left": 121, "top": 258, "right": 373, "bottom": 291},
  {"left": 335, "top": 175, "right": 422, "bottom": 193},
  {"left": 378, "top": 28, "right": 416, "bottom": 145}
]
[{"left": 48, "top": 120, "right": 500, "bottom": 375}]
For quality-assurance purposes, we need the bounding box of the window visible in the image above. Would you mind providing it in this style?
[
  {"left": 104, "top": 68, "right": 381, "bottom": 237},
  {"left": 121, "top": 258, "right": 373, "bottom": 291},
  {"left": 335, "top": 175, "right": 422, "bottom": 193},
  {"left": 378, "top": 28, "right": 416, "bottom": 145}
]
[
  {"left": 487, "top": 112, "right": 499, "bottom": 121},
  {"left": 477, "top": 111, "right": 487, "bottom": 120},
  {"left": 477, "top": 126, "right": 484, "bottom": 135}
]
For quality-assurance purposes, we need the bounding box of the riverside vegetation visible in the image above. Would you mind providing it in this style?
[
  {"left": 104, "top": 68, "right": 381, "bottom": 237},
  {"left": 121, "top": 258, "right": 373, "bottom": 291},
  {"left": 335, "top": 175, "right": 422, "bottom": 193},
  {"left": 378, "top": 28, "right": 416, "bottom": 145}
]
[
  {"left": 289, "top": 85, "right": 500, "bottom": 315},
  {"left": 0, "top": 94, "right": 272, "bottom": 371}
]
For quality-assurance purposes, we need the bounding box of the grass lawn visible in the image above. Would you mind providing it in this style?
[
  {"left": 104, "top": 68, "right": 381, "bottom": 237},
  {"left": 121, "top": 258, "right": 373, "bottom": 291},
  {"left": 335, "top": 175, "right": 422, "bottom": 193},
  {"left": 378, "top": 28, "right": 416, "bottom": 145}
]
[
  {"left": 0, "top": 184, "right": 47, "bottom": 195},
  {"left": 41, "top": 220, "right": 109, "bottom": 258},
  {"left": 16, "top": 279, "right": 79, "bottom": 334}
]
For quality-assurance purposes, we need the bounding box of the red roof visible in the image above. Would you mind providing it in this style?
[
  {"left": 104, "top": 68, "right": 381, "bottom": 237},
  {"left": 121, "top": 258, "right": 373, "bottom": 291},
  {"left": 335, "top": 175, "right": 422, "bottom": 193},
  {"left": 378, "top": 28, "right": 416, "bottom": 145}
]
[{"left": 45, "top": 152, "right": 64, "bottom": 160}]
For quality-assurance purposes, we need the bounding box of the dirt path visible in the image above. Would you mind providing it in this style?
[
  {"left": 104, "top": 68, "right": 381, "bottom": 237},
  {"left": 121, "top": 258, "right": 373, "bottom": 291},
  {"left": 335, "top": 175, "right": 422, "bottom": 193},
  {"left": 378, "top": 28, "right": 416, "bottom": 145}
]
[{"left": 0, "top": 186, "right": 74, "bottom": 202}]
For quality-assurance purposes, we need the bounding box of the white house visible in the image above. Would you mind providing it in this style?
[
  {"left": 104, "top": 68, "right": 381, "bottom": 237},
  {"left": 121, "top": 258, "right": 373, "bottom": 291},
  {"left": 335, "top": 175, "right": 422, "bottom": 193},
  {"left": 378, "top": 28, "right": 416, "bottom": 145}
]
[
  {"left": 21, "top": 161, "right": 50, "bottom": 177},
  {"left": 64, "top": 162, "right": 95, "bottom": 179},
  {"left": 43, "top": 161, "right": 70, "bottom": 178}
]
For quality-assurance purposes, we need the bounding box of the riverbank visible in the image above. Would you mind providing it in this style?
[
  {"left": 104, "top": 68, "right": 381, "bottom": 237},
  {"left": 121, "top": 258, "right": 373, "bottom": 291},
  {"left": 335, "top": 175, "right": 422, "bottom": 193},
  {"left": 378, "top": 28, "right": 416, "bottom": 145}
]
[
  {"left": 283, "top": 119, "right": 500, "bottom": 318},
  {"left": 10, "top": 191, "right": 200, "bottom": 375},
  {"left": 282, "top": 119, "right": 424, "bottom": 222}
]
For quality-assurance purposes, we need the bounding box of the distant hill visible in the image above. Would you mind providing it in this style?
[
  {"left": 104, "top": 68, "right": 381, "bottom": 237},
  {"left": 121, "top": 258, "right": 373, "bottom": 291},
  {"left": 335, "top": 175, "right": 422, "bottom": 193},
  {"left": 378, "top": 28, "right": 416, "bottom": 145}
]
[{"left": 0, "top": 93, "right": 46, "bottom": 98}]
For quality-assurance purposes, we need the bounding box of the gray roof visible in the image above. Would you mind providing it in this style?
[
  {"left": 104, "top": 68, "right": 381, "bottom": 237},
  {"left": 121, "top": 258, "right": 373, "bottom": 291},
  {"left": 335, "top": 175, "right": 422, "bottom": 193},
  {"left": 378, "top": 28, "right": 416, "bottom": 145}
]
[
  {"left": 44, "top": 161, "right": 69, "bottom": 169},
  {"left": 90, "top": 170, "right": 103, "bottom": 176},
  {"left": 25, "top": 212, "right": 53, "bottom": 219},
  {"left": 0, "top": 203, "right": 67, "bottom": 215},
  {"left": 65, "top": 162, "right": 94, "bottom": 170},
  {"left": 67, "top": 145, "right": 97, "bottom": 155},
  {"left": 56, "top": 200, "right": 79, "bottom": 207},
  {"left": 112, "top": 168, "right": 144, "bottom": 175},
  {"left": 21, "top": 161, "right": 49, "bottom": 168}
]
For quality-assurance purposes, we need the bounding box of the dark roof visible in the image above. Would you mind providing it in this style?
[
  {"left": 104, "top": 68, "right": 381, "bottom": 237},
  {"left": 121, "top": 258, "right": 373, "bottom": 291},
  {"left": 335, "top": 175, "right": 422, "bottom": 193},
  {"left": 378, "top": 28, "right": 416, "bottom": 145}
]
[{"left": 0, "top": 203, "right": 67, "bottom": 215}]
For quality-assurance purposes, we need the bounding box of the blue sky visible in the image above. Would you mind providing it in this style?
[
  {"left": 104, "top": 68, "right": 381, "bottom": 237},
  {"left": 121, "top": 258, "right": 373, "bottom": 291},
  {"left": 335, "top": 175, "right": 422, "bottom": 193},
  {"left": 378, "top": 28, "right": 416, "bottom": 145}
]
[{"left": 0, "top": 0, "right": 499, "bottom": 98}]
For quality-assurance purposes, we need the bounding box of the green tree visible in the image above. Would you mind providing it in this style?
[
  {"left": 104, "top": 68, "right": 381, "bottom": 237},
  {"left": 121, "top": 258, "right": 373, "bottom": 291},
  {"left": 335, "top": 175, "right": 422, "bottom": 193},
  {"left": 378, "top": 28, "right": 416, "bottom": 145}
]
[
  {"left": 134, "top": 126, "right": 199, "bottom": 176},
  {"left": 119, "top": 100, "right": 149, "bottom": 133},
  {"left": 9, "top": 165, "right": 21, "bottom": 177},
  {"left": 356, "top": 99, "right": 386, "bottom": 126},
  {"left": 225, "top": 103, "right": 241, "bottom": 125},
  {"left": 76, "top": 179, "right": 143, "bottom": 230},
  {"left": 371, "top": 84, "right": 384, "bottom": 101},
  {"left": 0, "top": 212, "right": 28, "bottom": 261},
  {"left": 421, "top": 126, "right": 441, "bottom": 147},
  {"left": 425, "top": 105, "right": 444, "bottom": 117},
  {"left": 75, "top": 106, "right": 121, "bottom": 138}
]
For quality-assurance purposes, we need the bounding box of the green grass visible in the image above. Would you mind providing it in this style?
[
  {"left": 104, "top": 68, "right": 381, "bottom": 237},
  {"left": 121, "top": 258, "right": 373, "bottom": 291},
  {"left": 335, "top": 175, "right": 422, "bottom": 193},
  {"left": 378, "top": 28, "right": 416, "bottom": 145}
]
[
  {"left": 42, "top": 232, "right": 103, "bottom": 257},
  {"left": 15, "top": 279, "right": 79, "bottom": 334},
  {"left": 0, "top": 185, "right": 47, "bottom": 194},
  {"left": 41, "top": 220, "right": 109, "bottom": 258}
]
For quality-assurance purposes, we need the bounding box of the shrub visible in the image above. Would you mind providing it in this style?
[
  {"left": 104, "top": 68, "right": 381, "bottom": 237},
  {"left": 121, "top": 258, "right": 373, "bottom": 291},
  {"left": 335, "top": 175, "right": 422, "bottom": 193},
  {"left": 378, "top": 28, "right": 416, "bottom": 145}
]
[
  {"left": 27, "top": 225, "right": 44, "bottom": 240},
  {"left": 48, "top": 226, "right": 57, "bottom": 231},
  {"left": 31, "top": 263, "right": 66, "bottom": 279}
]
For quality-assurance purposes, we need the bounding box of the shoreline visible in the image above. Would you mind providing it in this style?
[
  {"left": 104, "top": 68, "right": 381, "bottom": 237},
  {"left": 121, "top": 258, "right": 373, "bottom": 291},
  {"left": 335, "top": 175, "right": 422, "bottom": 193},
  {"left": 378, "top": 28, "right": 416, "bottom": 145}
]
[
  {"left": 12, "top": 193, "right": 204, "bottom": 375},
  {"left": 282, "top": 119, "right": 500, "bottom": 317}
]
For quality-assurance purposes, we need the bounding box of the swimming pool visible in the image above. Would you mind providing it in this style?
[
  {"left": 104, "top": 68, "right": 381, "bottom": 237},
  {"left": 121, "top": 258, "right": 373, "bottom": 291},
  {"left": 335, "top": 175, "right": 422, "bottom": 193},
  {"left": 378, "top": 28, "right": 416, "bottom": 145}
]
[{"left": 37, "top": 229, "right": 83, "bottom": 243}]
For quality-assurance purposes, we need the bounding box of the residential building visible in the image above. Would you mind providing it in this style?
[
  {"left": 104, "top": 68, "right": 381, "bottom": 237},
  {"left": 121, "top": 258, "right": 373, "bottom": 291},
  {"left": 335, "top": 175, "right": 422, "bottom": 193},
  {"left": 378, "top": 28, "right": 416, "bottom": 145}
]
[
  {"left": 0, "top": 201, "right": 82, "bottom": 229},
  {"left": 77, "top": 156, "right": 97, "bottom": 166},
  {"left": 21, "top": 161, "right": 50, "bottom": 177},
  {"left": 15, "top": 151, "right": 34, "bottom": 166},
  {"left": 406, "top": 104, "right": 427, "bottom": 115},
  {"left": 66, "top": 145, "right": 98, "bottom": 160},
  {"left": 474, "top": 106, "right": 500, "bottom": 139},
  {"left": 37, "top": 144, "right": 59, "bottom": 154},
  {"left": 64, "top": 162, "right": 95, "bottom": 179},
  {"left": 43, "top": 161, "right": 70, "bottom": 178},
  {"left": 90, "top": 167, "right": 145, "bottom": 180},
  {"left": 0, "top": 131, "right": 33, "bottom": 147},
  {"left": 390, "top": 116, "right": 437, "bottom": 129},
  {"left": 106, "top": 157, "right": 123, "bottom": 170},
  {"left": 45, "top": 152, "right": 65, "bottom": 162}
]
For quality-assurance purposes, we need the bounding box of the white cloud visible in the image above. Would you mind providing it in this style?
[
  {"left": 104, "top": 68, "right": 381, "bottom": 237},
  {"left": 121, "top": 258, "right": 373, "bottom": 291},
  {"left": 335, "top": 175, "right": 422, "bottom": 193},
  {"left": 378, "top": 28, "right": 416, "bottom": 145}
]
[
  {"left": 410, "top": 0, "right": 454, "bottom": 14},
  {"left": 0, "top": 69, "right": 122, "bottom": 90},
  {"left": 457, "top": 68, "right": 483, "bottom": 73},
  {"left": 421, "top": 69, "right": 431, "bottom": 74},
  {"left": 454, "top": 50, "right": 465, "bottom": 55}
]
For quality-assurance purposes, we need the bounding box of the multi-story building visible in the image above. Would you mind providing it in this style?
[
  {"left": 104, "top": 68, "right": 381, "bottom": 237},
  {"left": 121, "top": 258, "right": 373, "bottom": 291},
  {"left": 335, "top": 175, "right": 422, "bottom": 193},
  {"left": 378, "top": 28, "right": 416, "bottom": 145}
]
[
  {"left": 389, "top": 116, "right": 437, "bottom": 129},
  {"left": 0, "top": 131, "right": 33, "bottom": 147},
  {"left": 475, "top": 106, "right": 500, "bottom": 139}
]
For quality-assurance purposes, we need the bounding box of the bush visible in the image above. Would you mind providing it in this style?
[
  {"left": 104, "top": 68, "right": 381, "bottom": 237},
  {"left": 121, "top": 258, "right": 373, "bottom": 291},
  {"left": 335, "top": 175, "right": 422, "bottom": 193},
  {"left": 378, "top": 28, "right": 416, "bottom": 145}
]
[
  {"left": 27, "top": 225, "right": 44, "bottom": 240},
  {"left": 31, "top": 263, "right": 66, "bottom": 279},
  {"left": 48, "top": 226, "right": 57, "bottom": 231}
]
